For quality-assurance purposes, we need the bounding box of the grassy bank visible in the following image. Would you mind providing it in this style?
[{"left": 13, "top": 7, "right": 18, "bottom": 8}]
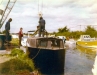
[
  {"left": 0, "top": 48, "right": 36, "bottom": 75},
  {"left": 11, "top": 38, "right": 19, "bottom": 46}
]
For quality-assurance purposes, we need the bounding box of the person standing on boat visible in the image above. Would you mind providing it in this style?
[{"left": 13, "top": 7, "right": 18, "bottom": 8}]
[
  {"left": 39, "top": 17, "right": 46, "bottom": 37},
  {"left": 5, "top": 18, "right": 12, "bottom": 44},
  {"left": 63, "top": 37, "right": 66, "bottom": 43},
  {"left": 18, "top": 27, "right": 23, "bottom": 47}
]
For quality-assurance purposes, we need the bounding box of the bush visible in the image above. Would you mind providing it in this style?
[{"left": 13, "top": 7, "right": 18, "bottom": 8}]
[
  {"left": 0, "top": 48, "right": 35, "bottom": 75},
  {"left": 0, "top": 58, "right": 33, "bottom": 75},
  {"left": 11, "top": 38, "right": 19, "bottom": 46},
  {"left": 10, "top": 48, "right": 24, "bottom": 57}
]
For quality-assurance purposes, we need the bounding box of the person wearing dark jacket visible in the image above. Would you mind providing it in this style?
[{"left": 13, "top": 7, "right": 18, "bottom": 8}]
[
  {"left": 5, "top": 18, "right": 12, "bottom": 44},
  {"left": 39, "top": 17, "right": 45, "bottom": 37}
]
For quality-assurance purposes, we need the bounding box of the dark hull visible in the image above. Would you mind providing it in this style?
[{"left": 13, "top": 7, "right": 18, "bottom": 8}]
[{"left": 28, "top": 47, "right": 65, "bottom": 75}]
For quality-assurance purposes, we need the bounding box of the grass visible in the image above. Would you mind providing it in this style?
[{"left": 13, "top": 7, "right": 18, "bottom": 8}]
[
  {"left": 0, "top": 38, "right": 40, "bottom": 75},
  {"left": 10, "top": 38, "right": 19, "bottom": 46},
  {"left": 0, "top": 48, "right": 35, "bottom": 75}
]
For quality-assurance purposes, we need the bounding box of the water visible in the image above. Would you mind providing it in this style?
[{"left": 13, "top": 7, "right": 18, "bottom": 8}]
[{"left": 65, "top": 44, "right": 96, "bottom": 75}]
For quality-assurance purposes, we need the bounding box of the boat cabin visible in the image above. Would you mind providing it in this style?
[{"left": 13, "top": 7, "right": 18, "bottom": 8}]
[
  {"left": 26, "top": 37, "right": 65, "bottom": 50},
  {"left": 79, "top": 35, "right": 95, "bottom": 41}
]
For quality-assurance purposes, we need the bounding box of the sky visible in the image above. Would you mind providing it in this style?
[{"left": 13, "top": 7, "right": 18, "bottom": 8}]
[{"left": 0, "top": 0, "right": 97, "bottom": 33}]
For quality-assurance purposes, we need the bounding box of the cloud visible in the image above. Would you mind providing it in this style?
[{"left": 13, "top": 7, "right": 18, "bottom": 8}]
[
  {"left": 1, "top": 0, "right": 97, "bottom": 33},
  {"left": 0, "top": 5, "right": 4, "bottom": 10},
  {"left": 89, "top": 4, "right": 97, "bottom": 14}
]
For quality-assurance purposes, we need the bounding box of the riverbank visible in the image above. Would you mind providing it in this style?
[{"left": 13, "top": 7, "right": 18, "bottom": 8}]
[
  {"left": 0, "top": 55, "right": 11, "bottom": 63},
  {"left": 0, "top": 48, "right": 38, "bottom": 75}
]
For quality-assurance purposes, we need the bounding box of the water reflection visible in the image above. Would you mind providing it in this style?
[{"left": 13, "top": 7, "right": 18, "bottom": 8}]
[
  {"left": 76, "top": 45, "right": 97, "bottom": 60},
  {"left": 65, "top": 44, "right": 97, "bottom": 75}
]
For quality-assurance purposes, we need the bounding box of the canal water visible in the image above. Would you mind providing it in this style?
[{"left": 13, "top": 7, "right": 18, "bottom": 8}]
[{"left": 65, "top": 44, "right": 96, "bottom": 75}]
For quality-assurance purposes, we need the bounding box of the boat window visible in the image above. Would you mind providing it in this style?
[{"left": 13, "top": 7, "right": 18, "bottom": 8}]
[
  {"left": 84, "top": 35, "right": 90, "bottom": 38},
  {"left": 51, "top": 40, "right": 60, "bottom": 47},
  {"left": 37, "top": 40, "right": 47, "bottom": 47}
]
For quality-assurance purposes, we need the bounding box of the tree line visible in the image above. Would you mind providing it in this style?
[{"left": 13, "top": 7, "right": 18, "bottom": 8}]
[{"left": 55, "top": 25, "right": 97, "bottom": 39}]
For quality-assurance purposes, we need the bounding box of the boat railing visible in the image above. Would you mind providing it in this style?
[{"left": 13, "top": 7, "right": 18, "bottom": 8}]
[{"left": 37, "top": 46, "right": 63, "bottom": 50}]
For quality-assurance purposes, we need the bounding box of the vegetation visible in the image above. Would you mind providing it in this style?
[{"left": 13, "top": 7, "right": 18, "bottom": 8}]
[
  {"left": 11, "top": 38, "right": 19, "bottom": 46},
  {"left": 0, "top": 48, "right": 35, "bottom": 75},
  {"left": 55, "top": 25, "right": 97, "bottom": 39}
]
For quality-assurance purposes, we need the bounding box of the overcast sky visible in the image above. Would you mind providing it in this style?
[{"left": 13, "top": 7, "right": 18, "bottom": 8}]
[{"left": 0, "top": 0, "right": 97, "bottom": 33}]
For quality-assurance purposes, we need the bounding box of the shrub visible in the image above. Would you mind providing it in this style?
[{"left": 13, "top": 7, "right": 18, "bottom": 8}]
[
  {"left": 11, "top": 38, "right": 19, "bottom": 46},
  {"left": 0, "top": 58, "right": 33, "bottom": 75},
  {"left": 10, "top": 48, "right": 24, "bottom": 57},
  {"left": 0, "top": 48, "right": 35, "bottom": 75}
]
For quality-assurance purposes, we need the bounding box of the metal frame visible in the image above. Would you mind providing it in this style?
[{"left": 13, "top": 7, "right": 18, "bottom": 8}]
[{"left": 0, "top": 0, "right": 17, "bottom": 29}]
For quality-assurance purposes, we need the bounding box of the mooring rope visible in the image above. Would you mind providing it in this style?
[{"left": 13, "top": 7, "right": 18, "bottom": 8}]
[{"left": 31, "top": 48, "right": 41, "bottom": 59}]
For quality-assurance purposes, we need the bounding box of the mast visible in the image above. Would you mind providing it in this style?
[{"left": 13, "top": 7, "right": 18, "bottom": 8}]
[
  {"left": 38, "top": 0, "right": 43, "bottom": 17},
  {"left": 0, "top": 0, "right": 17, "bottom": 29}
]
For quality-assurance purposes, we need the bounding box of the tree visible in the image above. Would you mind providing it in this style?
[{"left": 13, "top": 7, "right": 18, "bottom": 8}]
[
  {"left": 84, "top": 26, "right": 97, "bottom": 37},
  {"left": 58, "top": 26, "right": 69, "bottom": 33}
]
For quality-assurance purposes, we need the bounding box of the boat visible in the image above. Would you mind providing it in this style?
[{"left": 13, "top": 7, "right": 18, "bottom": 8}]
[
  {"left": 26, "top": 36, "right": 65, "bottom": 75},
  {"left": 76, "top": 35, "right": 97, "bottom": 48}
]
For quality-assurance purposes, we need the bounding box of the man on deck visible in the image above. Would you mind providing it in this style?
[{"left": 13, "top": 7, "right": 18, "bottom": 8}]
[{"left": 39, "top": 17, "right": 46, "bottom": 37}]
